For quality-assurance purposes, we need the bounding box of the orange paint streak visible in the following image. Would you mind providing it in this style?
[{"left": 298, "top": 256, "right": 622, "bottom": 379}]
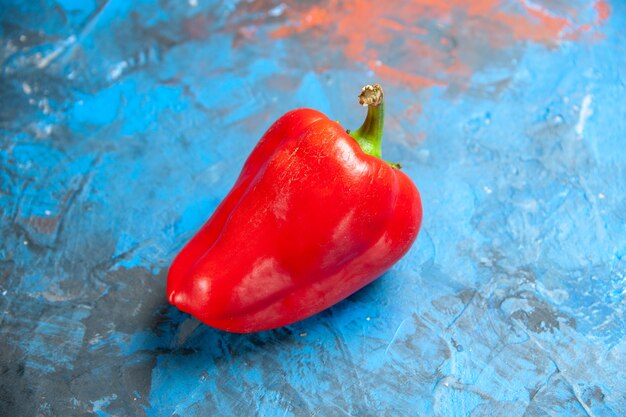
[
  {"left": 563, "top": 23, "right": 591, "bottom": 41},
  {"left": 379, "top": 18, "right": 427, "bottom": 35},
  {"left": 258, "top": 0, "right": 610, "bottom": 91},
  {"left": 271, "top": 6, "right": 330, "bottom": 38},
  {"left": 465, "top": 0, "right": 500, "bottom": 16},
  {"left": 370, "top": 62, "right": 443, "bottom": 90},
  {"left": 495, "top": 5, "right": 573, "bottom": 43},
  {"left": 596, "top": 0, "right": 610, "bottom": 22}
]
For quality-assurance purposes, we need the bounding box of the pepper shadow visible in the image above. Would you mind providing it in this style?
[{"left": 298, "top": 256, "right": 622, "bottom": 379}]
[
  {"left": 147, "top": 271, "right": 397, "bottom": 413},
  {"left": 156, "top": 268, "right": 394, "bottom": 360}
]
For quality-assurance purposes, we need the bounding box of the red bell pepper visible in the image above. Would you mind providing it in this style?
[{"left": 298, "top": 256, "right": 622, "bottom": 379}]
[{"left": 167, "top": 85, "right": 422, "bottom": 333}]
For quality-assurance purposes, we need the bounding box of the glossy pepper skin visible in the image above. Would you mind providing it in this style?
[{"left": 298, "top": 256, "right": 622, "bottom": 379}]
[{"left": 168, "top": 85, "right": 422, "bottom": 333}]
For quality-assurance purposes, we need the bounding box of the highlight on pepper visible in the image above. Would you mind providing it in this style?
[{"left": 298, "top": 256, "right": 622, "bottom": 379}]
[{"left": 167, "top": 84, "right": 423, "bottom": 333}]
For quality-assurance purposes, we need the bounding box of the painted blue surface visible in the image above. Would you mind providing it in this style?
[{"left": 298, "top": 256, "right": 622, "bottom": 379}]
[{"left": 1, "top": 0, "right": 625, "bottom": 416}]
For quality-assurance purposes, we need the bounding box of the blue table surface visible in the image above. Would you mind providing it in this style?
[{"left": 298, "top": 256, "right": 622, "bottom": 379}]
[{"left": 1, "top": 0, "right": 625, "bottom": 416}]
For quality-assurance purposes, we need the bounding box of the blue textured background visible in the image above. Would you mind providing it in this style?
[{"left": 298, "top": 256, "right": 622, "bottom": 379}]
[{"left": 1, "top": 0, "right": 625, "bottom": 416}]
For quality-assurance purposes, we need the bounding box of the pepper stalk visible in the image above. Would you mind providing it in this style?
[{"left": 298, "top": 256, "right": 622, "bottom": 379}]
[{"left": 349, "top": 84, "right": 401, "bottom": 169}]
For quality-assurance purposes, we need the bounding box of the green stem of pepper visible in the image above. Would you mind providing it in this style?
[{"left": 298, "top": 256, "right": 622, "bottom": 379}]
[{"left": 349, "top": 84, "right": 401, "bottom": 169}]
